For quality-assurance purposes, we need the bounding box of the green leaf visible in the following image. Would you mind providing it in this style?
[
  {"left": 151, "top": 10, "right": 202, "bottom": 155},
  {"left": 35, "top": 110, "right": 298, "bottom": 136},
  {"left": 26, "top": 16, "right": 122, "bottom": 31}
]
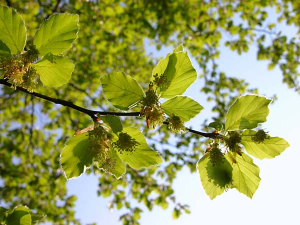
[
  {"left": 152, "top": 53, "right": 170, "bottom": 78},
  {"left": 0, "top": 39, "right": 11, "bottom": 55},
  {"left": 0, "top": 6, "right": 26, "bottom": 54},
  {"left": 116, "top": 127, "right": 163, "bottom": 169},
  {"left": 172, "top": 208, "right": 181, "bottom": 219},
  {"left": 161, "top": 96, "right": 203, "bottom": 122},
  {"left": 225, "top": 152, "right": 261, "bottom": 198},
  {"left": 100, "top": 115, "right": 123, "bottom": 133},
  {"left": 0, "top": 206, "right": 7, "bottom": 221},
  {"left": 160, "top": 52, "right": 197, "bottom": 98},
  {"left": 225, "top": 95, "right": 272, "bottom": 131},
  {"left": 208, "top": 121, "right": 223, "bottom": 131},
  {"left": 101, "top": 72, "right": 145, "bottom": 110},
  {"left": 31, "top": 213, "right": 46, "bottom": 223},
  {"left": 5, "top": 206, "right": 31, "bottom": 225},
  {"left": 197, "top": 153, "right": 233, "bottom": 199},
  {"left": 31, "top": 53, "right": 74, "bottom": 87},
  {"left": 33, "top": 13, "right": 79, "bottom": 56},
  {"left": 60, "top": 133, "right": 93, "bottom": 179},
  {"left": 101, "top": 149, "right": 126, "bottom": 179},
  {"left": 173, "top": 44, "right": 184, "bottom": 53},
  {"left": 241, "top": 130, "right": 289, "bottom": 159}
]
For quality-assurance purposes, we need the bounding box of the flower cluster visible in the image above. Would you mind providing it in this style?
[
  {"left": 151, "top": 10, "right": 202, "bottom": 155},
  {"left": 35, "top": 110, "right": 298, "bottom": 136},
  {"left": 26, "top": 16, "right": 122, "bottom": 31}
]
[
  {"left": 140, "top": 88, "right": 165, "bottom": 128},
  {"left": 208, "top": 145, "right": 225, "bottom": 166},
  {"left": 112, "top": 132, "right": 140, "bottom": 154},
  {"left": 88, "top": 125, "right": 113, "bottom": 168},
  {"left": 0, "top": 44, "right": 39, "bottom": 92},
  {"left": 167, "top": 114, "right": 186, "bottom": 133},
  {"left": 251, "top": 129, "right": 270, "bottom": 143},
  {"left": 224, "top": 131, "right": 242, "bottom": 155},
  {"left": 152, "top": 73, "right": 170, "bottom": 89}
]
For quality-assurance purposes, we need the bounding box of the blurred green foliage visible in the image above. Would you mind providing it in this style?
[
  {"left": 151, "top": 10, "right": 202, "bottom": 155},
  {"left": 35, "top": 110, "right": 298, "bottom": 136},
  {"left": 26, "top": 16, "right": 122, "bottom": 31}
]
[{"left": 1, "top": 0, "right": 299, "bottom": 224}]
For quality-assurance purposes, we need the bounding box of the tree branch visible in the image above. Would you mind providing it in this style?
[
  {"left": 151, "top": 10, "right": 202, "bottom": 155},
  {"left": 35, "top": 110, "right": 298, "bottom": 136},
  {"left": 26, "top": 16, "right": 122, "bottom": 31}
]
[
  {"left": 0, "top": 78, "right": 219, "bottom": 139},
  {"left": 0, "top": 79, "right": 140, "bottom": 120}
]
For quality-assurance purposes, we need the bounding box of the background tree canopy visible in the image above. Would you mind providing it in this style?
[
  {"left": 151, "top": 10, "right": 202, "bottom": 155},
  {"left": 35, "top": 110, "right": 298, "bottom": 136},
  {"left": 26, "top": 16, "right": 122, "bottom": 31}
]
[{"left": 0, "top": 0, "right": 299, "bottom": 224}]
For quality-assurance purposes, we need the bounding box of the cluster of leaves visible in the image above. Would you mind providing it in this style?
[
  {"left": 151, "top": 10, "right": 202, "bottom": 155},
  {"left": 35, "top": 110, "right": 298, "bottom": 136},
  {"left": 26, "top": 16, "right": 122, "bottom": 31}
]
[
  {"left": 0, "top": 205, "right": 45, "bottom": 225},
  {"left": 199, "top": 95, "right": 289, "bottom": 199},
  {"left": 0, "top": 1, "right": 297, "bottom": 224},
  {"left": 0, "top": 6, "right": 78, "bottom": 90},
  {"left": 60, "top": 46, "right": 204, "bottom": 180},
  {"left": 60, "top": 42, "right": 289, "bottom": 203}
]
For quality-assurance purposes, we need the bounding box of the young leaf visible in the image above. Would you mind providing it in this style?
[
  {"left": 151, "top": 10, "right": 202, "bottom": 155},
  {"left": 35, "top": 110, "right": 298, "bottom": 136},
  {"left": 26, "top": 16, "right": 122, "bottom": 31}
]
[
  {"left": 225, "top": 152, "right": 261, "bottom": 198},
  {"left": 152, "top": 53, "right": 170, "bottom": 79},
  {"left": 101, "top": 72, "right": 145, "bottom": 110},
  {"left": 173, "top": 44, "right": 184, "bottom": 53},
  {"left": 0, "top": 6, "right": 26, "bottom": 54},
  {"left": 241, "top": 130, "right": 289, "bottom": 159},
  {"left": 225, "top": 95, "right": 272, "bottom": 131},
  {"left": 160, "top": 52, "right": 197, "bottom": 98},
  {"left": 31, "top": 213, "right": 46, "bottom": 223},
  {"left": 116, "top": 127, "right": 163, "bottom": 170},
  {"left": 208, "top": 121, "right": 223, "bottom": 131},
  {"left": 33, "top": 14, "right": 79, "bottom": 56},
  {"left": 100, "top": 115, "right": 123, "bottom": 133},
  {"left": 161, "top": 96, "right": 203, "bottom": 122},
  {"left": 60, "top": 133, "right": 93, "bottom": 179},
  {"left": 4, "top": 205, "right": 31, "bottom": 225},
  {"left": 197, "top": 153, "right": 233, "bottom": 199},
  {"left": 31, "top": 53, "right": 74, "bottom": 87}
]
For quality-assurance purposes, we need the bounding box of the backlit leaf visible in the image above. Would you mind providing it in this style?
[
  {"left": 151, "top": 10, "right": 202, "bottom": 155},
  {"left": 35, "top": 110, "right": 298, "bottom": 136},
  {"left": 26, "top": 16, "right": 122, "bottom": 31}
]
[
  {"left": 161, "top": 96, "right": 203, "bottom": 122},
  {"left": 225, "top": 95, "right": 272, "bottom": 131},
  {"left": 32, "top": 53, "right": 74, "bottom": 87},
  {"left": 225, "top": 152, "right": 261, "bottom": 198},
  {"left": 0, "top": 6, "right": 26, "bottom": 54},
  {"left": 116, "top": 127, "right": 163, "bottom": 169},
  {"left": 100, "top": 115, "right": 123, "bottom": 133},
  {"left": 160, "top": 52, "right": 197, "bottom": 98},
  {"left": 33, "top": 13, "right": 79, "bottom": 56},
  {"left": 197, "top": 153, "right": 233, "bottom": 199},
  {"left": 60, "top": 133, "right": 93, "bottom": 179},
  {"left": 101, "top": 72, "right": 145, "bottom": 110},
  {"left": 241, "top": 130, "right": 289, "bottom": 159}
]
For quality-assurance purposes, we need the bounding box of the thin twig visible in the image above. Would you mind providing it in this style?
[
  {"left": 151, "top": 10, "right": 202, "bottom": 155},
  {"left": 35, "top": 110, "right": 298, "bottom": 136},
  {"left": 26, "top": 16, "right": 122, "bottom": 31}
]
[{"left": 0, "top": 78, "right": 218, "bottom": 139}]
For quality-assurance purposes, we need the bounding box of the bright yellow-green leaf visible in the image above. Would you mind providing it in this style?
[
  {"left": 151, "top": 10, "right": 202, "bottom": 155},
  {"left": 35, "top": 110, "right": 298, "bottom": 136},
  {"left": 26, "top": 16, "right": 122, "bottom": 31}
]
[
  {"left": 173, "top": 44, "right": 184, "bottom": 53},
  {"left": 0, "top": 6, "right": 26, "bottom": 54},
  {"left": 161, "top": 96, "right": 203, "bottom": 122},
  {"left": 60, "top": 133, "right": 93, "bottom": 179},
  {"left": 241, "top": 130, "right": 289, "bottom": 159},
  {"left": 198, "top": 153, "right": 233, "bottom": 199},
  {"left": 161, "top": 52, "right": 197, "bottom": 98},
  {"left": 225, "top": 95, "right": 272, "bottom": 131},
  {"left": 225, "top": 152, "right": 261, "bottom": 198},
  {"left": 116, "top": 127, "right": 163, "bottom": 170},
  {"left": 101, "top": 72, "right": 145, "bottom": 110},
  {"left": 31, "top": 53, "right": 74, "bottom": 87},
  {"left": 152, "top": 53, "right": 170, "bottom": 78},
  {"left": 33, "top": 13, "right": 79, "bottom": 56},
  {"left": 100, "top": 115, "right": 123, "bottom": 133}
]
